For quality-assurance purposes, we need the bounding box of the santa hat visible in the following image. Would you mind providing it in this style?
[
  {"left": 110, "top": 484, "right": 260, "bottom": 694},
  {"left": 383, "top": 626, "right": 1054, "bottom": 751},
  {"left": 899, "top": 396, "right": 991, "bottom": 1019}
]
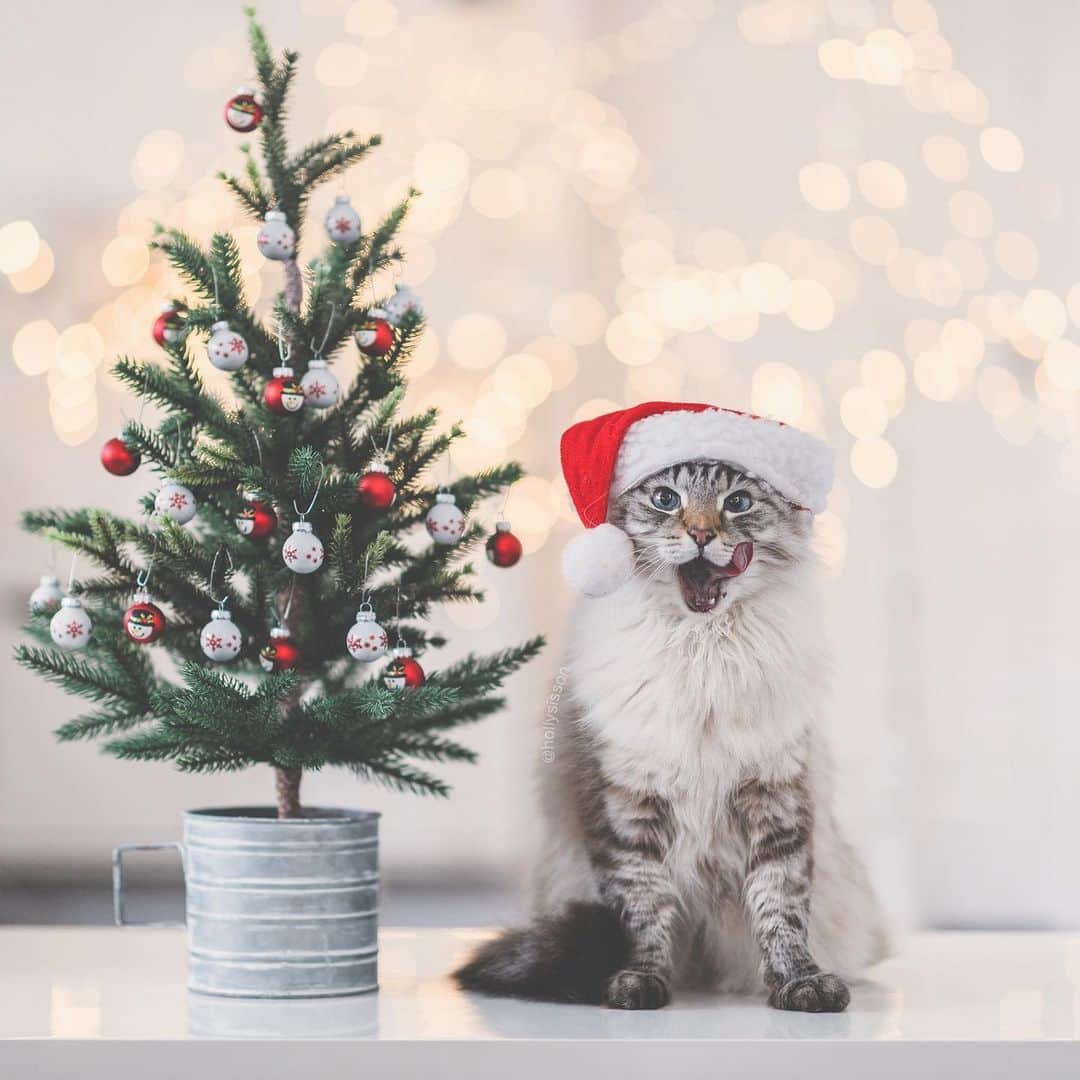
[{"left": 560, "top": 401, "right": 834, "bottom": 597}]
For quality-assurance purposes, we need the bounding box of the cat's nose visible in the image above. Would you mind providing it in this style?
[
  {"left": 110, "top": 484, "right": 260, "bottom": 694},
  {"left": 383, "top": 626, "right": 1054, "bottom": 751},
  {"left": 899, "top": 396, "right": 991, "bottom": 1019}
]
[{"left": 686, "top": 526, "right": 715, "bottom": 549}]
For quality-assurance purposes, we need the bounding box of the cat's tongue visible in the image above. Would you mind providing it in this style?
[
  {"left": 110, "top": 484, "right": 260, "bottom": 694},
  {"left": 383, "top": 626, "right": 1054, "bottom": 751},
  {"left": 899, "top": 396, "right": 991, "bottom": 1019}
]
[{"left": 676, "top": 542, "right": 754, "bottom": 613}]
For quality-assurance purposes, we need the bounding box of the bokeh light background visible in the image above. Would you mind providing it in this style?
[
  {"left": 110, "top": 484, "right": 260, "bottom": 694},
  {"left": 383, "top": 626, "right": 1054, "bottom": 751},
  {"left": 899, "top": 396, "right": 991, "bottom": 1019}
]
[{"left": 4, "top": 0, "right": 1080, "bottom": 930}]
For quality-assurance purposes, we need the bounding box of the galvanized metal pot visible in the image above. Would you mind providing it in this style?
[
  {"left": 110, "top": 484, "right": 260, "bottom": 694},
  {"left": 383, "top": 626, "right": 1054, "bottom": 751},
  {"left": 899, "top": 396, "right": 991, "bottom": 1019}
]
[{"left": 113, "top": 806, "right": 379, "bottom": 998}]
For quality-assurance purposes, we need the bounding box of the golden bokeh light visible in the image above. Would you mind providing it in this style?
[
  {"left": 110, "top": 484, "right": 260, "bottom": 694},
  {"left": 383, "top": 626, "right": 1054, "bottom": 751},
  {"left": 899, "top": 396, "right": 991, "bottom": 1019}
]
[
  {"left": 860, "top": 348, "right": 907, "bottom": 416},
  {"left": 994, "top": 231, "right": 1038, "bottom": 281},
  {"left": 523, "top": 336, "right": 578, "bottom": 390},
  {"left": 859, "top": 28, "right": 914, "bottom": 86},
  {"left": 446, "top": 312, "right": 507, "bottom": 370},
  {"left": 892, "top": 0, "right": 938, "bottom": 33},
  {"left": 840, "top": 386, "right": 888, "bottom": 439},
  {"left": 572, "top": 397, "right": 620, "bottom": 424},
  {"left": 850, "top": 437, "right": 898, "bottom": 488},
  {"left": 548, "top": 291, "right": 607, "bottom": 345},
  {"left": 1042, "top": 339, "right": 1080, "bottom": 392},
  {"left": 12, "top": 319, "right": 59, "bottom": 376},
  {"left": 739, "top": 262, "right": 792, "bottom": 314},
  {"left": 0, "top": 220, "right": 41, "bottom": 274},
  {"left": 605, "top": 311, "right": 663, "bottom": 366},
  {"left": 979, "top": 126, "right": 1024, "bottom": 173},
  {"left": 693, "top": 229, "right": 748, "bottom": 271},
  {"left": 8, "top": 240, "right": 54, "bottom": 293},
  {"left": 798, "top": 162, "right": 851, "bottom": 212},
  {"left": 344, "top": 0, "right": 398, "bottom": 37},
  {"left": 922, "top": 134, "right": 969, "bottom": 183},
  {"left": 492, "top": 353, "right": 553, "bottom": 409},
  {"left": 856, "top": 160, "right": 907, "bottom": 209},
  {"left": 131, "top": 130, "right": 185, "bottom": 191},
  {"left": 315, "top": 42, "right": 369, "bottom": 87},
  {"left": 976, "top": 365, "right": 1022, "bottom": 416},
  {"left": 913, "top": 349, "right": 959, "bottom": 401},
  {"left": 786, "top": 279, "right": 834, "bottom": 331},
  {"left": 818, "top": 38, "right": 860, "bottom": 81},
  {"left": 1022, "top": 288, "right": 1067, "bottom": 342},
  {"left": 101, "top": 236, "right": 150, "bottom": 287},
  {"left": 948, "top": 190, "right": 994, "bottom": 238},
  {"left": 469, "top": 168, "right": 527, "bottom": 219},
  {"left": 57, "top": 324, "right": 105, "bottom": 368},
  {"left": 751, "top": 361, "right": 803, "bottom": 425},
  {"left": 939, "top": 318, "right": 985, "bottom": 369},
  {"left": 849, "top": 215, "right": 899, "bottom": 266}
]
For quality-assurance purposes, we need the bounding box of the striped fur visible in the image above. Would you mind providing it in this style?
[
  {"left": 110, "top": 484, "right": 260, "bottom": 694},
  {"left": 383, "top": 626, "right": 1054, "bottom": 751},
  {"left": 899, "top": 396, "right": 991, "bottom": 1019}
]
[{"left": 456, "top": 463, "right": 888, "bottom": 1010}]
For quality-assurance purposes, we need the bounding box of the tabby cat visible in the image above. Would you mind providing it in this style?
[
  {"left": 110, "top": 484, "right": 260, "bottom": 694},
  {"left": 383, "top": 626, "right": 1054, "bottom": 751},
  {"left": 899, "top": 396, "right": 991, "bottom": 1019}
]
[{"left": 455, "top": 461, "right": 887, "bottom": 1011}]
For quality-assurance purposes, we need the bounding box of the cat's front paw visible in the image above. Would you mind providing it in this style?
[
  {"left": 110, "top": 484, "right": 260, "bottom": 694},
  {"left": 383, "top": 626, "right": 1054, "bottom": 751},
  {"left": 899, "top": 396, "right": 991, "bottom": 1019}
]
[
  {"left": 768, "top": 971, "right": 850, "bottom": 1013},
  {"left": 604, "top": 969, "right": 671, "bottom": 1010}
]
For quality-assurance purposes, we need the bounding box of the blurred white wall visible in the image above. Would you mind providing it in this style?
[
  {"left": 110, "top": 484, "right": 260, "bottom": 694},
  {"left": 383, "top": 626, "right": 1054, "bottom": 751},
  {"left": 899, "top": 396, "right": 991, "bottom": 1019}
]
[{"left": 3, "top": 0, "right": 1080, "bottom": 930}]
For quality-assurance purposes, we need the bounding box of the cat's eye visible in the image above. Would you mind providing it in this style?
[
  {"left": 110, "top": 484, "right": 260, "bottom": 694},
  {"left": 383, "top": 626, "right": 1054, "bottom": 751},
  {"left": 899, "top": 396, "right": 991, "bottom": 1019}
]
[
  {"left": 650, "top": 486, "right": 681, "bottom": 513},
  {"left": 723, "top": 490, "right": 753, "bottom": 513}
]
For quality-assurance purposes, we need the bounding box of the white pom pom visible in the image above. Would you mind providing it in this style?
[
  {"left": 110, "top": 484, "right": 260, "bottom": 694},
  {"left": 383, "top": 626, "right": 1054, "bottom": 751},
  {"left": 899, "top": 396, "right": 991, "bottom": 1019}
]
[{"left": 561, "top": 524, "right": 635, "bottom": 598}]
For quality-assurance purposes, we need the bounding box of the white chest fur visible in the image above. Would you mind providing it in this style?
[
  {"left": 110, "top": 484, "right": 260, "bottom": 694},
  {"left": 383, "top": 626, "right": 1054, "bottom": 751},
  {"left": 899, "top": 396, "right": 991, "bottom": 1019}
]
[{"left": 565, "top": 573, "right": 824, "bottom": 887}]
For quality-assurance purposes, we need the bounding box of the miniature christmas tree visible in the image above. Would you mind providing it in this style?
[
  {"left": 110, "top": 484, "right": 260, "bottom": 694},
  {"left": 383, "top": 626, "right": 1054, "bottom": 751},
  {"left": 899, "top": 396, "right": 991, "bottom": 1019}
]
[{"left": 15, "top": 10, "right": 542, "bottom": 819}]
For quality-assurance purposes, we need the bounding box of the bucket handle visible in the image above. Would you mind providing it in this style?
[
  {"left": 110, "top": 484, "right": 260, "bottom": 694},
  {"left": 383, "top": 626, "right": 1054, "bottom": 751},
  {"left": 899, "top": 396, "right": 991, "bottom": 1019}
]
[{"left": 112, "top": 842, "right": 187, "bottom": 927}]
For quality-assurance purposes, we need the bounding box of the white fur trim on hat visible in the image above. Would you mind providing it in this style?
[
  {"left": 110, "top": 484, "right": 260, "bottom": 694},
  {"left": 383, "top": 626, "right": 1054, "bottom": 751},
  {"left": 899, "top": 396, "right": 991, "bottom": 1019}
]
[
  {"left": 561, "top": 523, "right": 635, "bottom": 598},
  {"left": 612, "top": 408, "right": 833, "bottom": 513}
]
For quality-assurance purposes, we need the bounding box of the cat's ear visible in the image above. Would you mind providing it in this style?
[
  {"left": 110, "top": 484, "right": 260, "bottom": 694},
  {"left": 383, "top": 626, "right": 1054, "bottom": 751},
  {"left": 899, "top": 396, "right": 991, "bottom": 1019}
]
[{"left": 562, "top": 523, "right": 635, "bottom": 598}]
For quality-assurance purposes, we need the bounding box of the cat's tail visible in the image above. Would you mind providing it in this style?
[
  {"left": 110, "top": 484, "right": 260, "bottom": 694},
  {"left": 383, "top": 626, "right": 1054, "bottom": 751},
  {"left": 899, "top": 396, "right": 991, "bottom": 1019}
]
[{"left": 453, "top": 902, "right": 629, "bottom": 1003}]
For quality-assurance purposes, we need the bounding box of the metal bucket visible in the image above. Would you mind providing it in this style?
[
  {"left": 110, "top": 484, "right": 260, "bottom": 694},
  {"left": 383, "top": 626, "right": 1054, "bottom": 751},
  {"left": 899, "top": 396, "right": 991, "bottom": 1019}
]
[{"left": 114, "top": 806, "right": 379, "bottom": 998}]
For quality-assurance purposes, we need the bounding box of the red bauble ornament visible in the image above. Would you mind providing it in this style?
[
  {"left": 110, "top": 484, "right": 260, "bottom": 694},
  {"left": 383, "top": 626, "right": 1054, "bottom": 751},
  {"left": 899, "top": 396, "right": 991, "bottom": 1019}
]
[
  {"left": 235, "top": 492, "right": 277, "bottom": 539},
  {"left": 101, "top": 436, "right": 140, "bottom": 476},
  {"left": 486, "top": 521, "right": 523, "bottom": 568},
  {"left": 225, "top": 87, "right": 262, "bottom": 132},
  {"left": 123, "top": 593, "right": 166, "bottom": 644},
  {"left": 260, "top": 627, "right": 300, "bottom": 673},
  {"left": 384, "top": 645, "right": 425, "bottom": 689},
  {"left": 354, "top": 309, "right": 394, "bottom": 357},
  {"left": 357, "top": 461, "right": 396, "bottom": 509},
  {"left": 264, "top": 366, "right": 306, "bottom": 414},
  {"left": 152, "top": 301, "right": 186, "bottom": 348}
]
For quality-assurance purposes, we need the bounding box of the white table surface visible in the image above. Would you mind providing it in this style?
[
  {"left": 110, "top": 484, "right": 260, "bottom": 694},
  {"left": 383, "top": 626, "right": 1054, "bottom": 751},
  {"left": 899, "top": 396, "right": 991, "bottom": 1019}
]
[{"left": 1, "top": 928, "right": 1078, "bottom": 1078}]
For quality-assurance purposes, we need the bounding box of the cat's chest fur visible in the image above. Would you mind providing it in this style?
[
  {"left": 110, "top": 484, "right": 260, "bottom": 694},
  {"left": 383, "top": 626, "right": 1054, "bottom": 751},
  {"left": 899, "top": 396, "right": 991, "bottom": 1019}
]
[{"left": 567, "top": 577, "right": 819, "bottom": 865}]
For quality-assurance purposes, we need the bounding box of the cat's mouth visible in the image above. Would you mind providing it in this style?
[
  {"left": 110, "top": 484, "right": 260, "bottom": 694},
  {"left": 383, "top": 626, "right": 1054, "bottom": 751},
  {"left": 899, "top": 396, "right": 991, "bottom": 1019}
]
[{"left": 675, "top": 542, "right": 754, "bottom": 613}]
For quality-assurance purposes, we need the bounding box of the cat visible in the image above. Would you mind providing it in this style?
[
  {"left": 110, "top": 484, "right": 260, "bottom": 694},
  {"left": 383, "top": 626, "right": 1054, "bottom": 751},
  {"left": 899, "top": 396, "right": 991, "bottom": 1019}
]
[{"left": 455, "top": 460, "right": 888, "bottom": 1011}]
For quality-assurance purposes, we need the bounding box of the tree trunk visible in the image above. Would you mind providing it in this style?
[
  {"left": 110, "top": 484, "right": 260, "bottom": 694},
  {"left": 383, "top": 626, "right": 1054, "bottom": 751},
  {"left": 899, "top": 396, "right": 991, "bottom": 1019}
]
[
  {"left": 275, "top": 766, "right": 303, "bottom": 819},
  {"left": 274, "top": 256, "right": 306, "bottom": 820}
]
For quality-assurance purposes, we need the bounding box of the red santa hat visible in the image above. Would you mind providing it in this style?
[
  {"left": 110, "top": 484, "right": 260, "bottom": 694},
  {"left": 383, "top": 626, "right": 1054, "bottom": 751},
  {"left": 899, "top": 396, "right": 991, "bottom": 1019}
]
[{"left": 560, "top": 401, "right": 834, "bottom": 597}]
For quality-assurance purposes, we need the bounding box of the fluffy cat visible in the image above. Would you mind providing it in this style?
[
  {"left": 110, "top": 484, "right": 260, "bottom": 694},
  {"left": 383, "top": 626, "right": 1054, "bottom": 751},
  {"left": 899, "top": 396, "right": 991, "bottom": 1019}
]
[{"left": 455, "top": 461, "right": 888, "bottom": 1011}]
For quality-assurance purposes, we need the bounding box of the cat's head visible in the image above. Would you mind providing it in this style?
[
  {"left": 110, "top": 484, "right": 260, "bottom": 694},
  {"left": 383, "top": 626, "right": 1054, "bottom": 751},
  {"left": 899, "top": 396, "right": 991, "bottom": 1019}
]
[{"left": 609, "top": 461, "right": 812, "bottom": 615}]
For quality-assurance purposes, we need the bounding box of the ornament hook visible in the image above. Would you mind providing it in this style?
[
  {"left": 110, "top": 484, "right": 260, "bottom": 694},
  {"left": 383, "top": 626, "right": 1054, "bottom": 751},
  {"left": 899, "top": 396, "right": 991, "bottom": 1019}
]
[
  {"left": 292, "top": 462, "right": 326, "bottom": 521},
  {"left": 275, "top": 314, "right": 292, "bottom": 364},
  {"left": 207, "top": 547, "right": 235, "bottom": 607},
  {"left": 310, "top": 303, "right": 337, "bottom": 359}
]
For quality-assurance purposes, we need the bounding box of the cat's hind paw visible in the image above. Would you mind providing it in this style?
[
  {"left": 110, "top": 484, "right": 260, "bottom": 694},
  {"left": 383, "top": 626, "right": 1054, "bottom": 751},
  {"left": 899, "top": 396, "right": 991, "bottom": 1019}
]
[
  {"left": 604, "top": 969, "right": 671, "bottom": 1010},
  {"left": 768, "top": 971, "right": 850, "bottom": 1013}
]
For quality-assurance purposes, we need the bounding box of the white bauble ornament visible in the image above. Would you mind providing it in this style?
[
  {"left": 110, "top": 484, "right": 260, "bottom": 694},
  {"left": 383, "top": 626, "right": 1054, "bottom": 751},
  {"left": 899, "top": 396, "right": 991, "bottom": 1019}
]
[
  {"left": 200, "top": 607, "right": 242, "bottom": 662},
  {"left": 155, "top": 479, "right": 197, "bottom": 525},
  {"left": 425, "top": 491, "right": 466, "bottom": 546},
  {"left": 50, "top": 596, "right": 92, "bottom": 651},
  {"left": 346, "top": 605, "right": 389, "bottom": 661},
  {"left": 300, "top": 358, "right": 339, "bottom": 409},
  {"left": 257, "top": 210, "right": 296, "bottom": 261},
  {"left": 207, "top": 320, "right": 249, "bottom": 372},
  {"left": 384, "top": 284, "right": 423, "bottom": 326},
  {"left": 29, "top": 574, "right": 63, "bottom": 615},
  {"left": 282, "top": 520, "right": 324, "bottom": 575},
  {"left": 324, "top": 194, "right": 362, "bottom": 246}
]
